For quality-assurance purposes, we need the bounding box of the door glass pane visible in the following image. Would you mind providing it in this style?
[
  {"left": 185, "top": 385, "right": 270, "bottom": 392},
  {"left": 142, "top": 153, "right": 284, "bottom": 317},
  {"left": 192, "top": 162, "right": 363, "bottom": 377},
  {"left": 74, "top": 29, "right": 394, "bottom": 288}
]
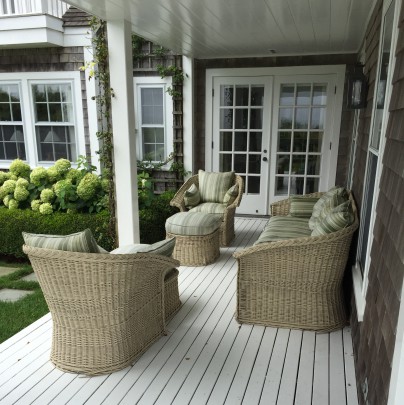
[
  {"left": 280, "top": 85, "right": 295, "bottom": 106},
  {"left": 306, "top": 177, "right": 319, "bottom": 193},
  {"left": 295, "top": 108, "right": 309, "bottom": 129},
  {"left": 248, "top": 176, "right": 260, "bottom": 193},
  {"left": 276, "top": 177, "right": 289, "bottom": 195},
  {"left": 311, "top": 107, "right": 325, "bottom": 129},
  {"left": 220, "top": 109, "right": 233, "bottom": 129},
  {"left": 250, "top": 109, "right": 263, "bottom": 129},
  {"left": 251, "top": 86, "right": 264, "bottom": 106},
  {"left": 290, "top": 176, "right": 305, "bottom": 195},
  {"left": 277, "top": 155, "right": 290, "bottom": 174},
  {"left": 235, "top": 132, "right": 247, "bottom": 151},
  {"left": 249, "top": 132, "right": 262, "bottom": 151},
  {"left": 220, "top": 154, "right": 232, "bottom": 171},
  {"left": 234, "top": 154, "right": 247, "bottom": 172},
  {"left": 292, "top": 155, "right": 306, "bottom": 175},
  {"left": 235, "top": 109, "right": 248, "bottom": 129},
  {"left": 235, "top": 86, "right": 249, "bottom": 106},
  {"left": 309, "top": 132, "right": 323, "bottom": 152},
  {"left": 307, "top": 155, "right": 321, "bottom": 175},
  {"left": 220, "top": 85, "right": 233, "bottom": 106},
  {"left": 248, "top": 155, "right": 261, "bottom": 174},
  {"left": 279, "top": 108, "right": 293, "bottom": 129},
  {"left": 278, "top": 132, "right": 291, "bottom": 152},
  {"left": 313, "top": 85, "right": 327, "bottom": 105},
  {"left": 296, "top": 85, "right": 311, "bottom": 105},
  {"left": 220, "top": 132, "right": 233, "bottom": 151},
  {"left": 293, "top": 132, "right": 307, "bottom": 152}
]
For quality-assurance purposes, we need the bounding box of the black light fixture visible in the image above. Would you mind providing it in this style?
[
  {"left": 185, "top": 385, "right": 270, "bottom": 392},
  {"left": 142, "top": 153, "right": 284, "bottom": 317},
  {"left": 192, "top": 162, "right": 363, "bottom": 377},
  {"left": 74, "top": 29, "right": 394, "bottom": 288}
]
[{"left": 346, "top": 64, "right": 368, "bottom": 109}]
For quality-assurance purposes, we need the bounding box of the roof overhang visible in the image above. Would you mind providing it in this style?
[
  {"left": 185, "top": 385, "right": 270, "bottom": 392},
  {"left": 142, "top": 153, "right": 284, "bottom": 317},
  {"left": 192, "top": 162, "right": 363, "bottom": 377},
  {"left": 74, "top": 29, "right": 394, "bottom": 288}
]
[{"left": 63, "top": 0, "right": 377, "bottom": 58}]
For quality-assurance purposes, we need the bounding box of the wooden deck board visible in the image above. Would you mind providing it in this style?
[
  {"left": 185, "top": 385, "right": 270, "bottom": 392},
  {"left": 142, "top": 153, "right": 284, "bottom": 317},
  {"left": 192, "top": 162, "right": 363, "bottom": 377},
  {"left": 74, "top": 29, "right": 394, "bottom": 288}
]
[{"left": 0, "top": 217, "right": 359, "bottom": 405}]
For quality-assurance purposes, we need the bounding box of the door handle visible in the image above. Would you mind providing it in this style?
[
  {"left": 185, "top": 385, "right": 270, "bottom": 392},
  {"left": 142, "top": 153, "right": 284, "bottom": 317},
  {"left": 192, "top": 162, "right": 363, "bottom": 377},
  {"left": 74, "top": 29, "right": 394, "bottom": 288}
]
[{"left": 263, "top": 157, "right": 268, "bottom": 162}]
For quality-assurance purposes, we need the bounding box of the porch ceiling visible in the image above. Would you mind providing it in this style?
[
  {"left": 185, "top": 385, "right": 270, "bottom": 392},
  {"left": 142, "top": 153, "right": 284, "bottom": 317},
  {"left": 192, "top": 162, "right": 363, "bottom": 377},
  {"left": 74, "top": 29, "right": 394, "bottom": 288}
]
[{"left": 65, "top": 0, "right": 375, "bottom": 58}]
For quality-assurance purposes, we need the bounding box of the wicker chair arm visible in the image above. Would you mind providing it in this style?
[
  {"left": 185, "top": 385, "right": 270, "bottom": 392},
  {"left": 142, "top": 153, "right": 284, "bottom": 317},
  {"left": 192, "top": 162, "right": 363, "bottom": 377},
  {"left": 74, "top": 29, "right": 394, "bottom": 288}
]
[{"left": 170, "top": 175, "right": 199, "bottom": 211}]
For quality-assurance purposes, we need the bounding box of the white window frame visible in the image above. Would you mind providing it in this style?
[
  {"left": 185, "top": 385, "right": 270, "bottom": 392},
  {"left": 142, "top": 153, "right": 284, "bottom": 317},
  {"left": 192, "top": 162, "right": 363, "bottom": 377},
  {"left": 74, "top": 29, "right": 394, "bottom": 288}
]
[
  {"left": 0, "top": 71, "right": 85, "bottom": 169},
  {"left": 133, "top": 76, "right": 173, "bottom": 167},
  {"left": 0, "top": 81, "right": 26, "bottom": 162},
  {"left": 352, "top": 0, "right": 400, "bottom": 321}
]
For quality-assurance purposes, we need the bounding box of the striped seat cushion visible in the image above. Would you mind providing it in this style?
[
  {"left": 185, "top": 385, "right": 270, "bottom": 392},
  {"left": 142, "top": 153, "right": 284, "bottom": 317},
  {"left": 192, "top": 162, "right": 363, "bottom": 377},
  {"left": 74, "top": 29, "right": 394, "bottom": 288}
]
[
  {"left": 166, "top": 212, "right": 222, "bottom": 236},
  {"left": 309, "top": 187, "right": 349, "bottom": 230},
  {"left": 22, "top": 228, "right": 99, "bottom": 253},
  {"left": 110, "top": 237, "right": 176, "bottom": 257},
  {"left": 289, "top": 196, "right": 319, "bottom": 218},
  {"left": 254, "top": 217, "right": 311, "bottom": 245},
  {"left": 184, "top": 184, "right": 201, "bottom": 208},
  {"left": 312, "top": 201, "right": 354, "bottom": 236},
  {"left": 198, "top": 170, "right": 234, "bottom": 203},
  {"left": 189, "top": 202, "right": 227, "bottom": 215}
]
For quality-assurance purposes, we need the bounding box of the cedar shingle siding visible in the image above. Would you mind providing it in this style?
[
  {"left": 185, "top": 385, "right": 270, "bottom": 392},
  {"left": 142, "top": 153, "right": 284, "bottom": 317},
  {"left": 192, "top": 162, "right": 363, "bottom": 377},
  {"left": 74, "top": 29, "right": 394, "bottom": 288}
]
[{"left": 350, "top": 1, "right": 404, "bottom": 404}]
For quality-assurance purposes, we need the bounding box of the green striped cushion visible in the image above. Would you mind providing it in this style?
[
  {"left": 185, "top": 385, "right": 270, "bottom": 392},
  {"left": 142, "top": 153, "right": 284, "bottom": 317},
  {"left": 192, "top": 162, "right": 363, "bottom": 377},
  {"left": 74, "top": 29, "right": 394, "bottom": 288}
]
[
  {"left": 110, "top": 238, "right": 176, "bottom": 257},
  {"left": 309, "top": 187, "right": 349, "bottom": 230},
  {"left": 22, "top": 229, "right": 99, "bottom": 253},
  {"left": 184, "top": 184, "right": 201, "bottom": 208},
  {"left": 312, "top": 202, "right": 354, "bottom": 236},
  {"left": 166, "top": 212, "right": 222, "bottom": 236},
  {"left": 189, "top": 202, "right": 227, "bottom": 214},
  {"left": 289, "top": 196, "right": 319, "bottom": 218},
  {"left": 110, "top": 244, "right": 150, "bottom": 254},
  {"left": 223, "top": 184, "right": 239, "bottom": 206},
  {"left": 198, "top": 170, "right": 234, "bottom": 203},
  {"left": 254, "top": 217, "right": 311, "bottom": 244}
]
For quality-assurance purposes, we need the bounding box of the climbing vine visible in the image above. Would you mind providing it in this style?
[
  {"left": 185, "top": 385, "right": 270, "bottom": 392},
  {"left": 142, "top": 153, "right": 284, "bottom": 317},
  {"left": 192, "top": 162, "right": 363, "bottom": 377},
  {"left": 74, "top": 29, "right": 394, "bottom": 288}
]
[{"left": 80, "top": 17, "right": 117, "bottom": 247}]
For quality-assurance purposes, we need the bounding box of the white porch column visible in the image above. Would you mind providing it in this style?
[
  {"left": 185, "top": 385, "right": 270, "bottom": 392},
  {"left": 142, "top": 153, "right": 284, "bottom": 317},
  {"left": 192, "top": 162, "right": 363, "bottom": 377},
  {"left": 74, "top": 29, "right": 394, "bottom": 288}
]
[{"left": 107, "top": 19, "right": 140, "bottom": 245}]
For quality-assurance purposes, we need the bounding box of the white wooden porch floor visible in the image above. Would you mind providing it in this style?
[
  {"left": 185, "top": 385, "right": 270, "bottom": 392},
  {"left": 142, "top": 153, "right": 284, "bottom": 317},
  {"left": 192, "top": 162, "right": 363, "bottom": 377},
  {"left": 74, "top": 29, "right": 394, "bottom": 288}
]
[{"left": 0, "top": 217, "right": 358, "bottom": 405}]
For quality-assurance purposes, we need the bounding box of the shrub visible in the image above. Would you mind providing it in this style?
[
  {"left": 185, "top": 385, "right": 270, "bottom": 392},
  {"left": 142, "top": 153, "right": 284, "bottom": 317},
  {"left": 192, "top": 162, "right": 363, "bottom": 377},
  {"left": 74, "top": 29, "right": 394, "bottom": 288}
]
[{"left": 0, "top": 208, "right": 113, "bottom": 258}]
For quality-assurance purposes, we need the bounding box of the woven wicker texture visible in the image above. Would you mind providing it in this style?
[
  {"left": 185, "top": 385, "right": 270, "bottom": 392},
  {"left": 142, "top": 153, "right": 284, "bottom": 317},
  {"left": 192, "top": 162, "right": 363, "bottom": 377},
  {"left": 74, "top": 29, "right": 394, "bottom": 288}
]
[
  {"left": 166, "top": 229, "right": 220, "bottom": 266},
  {"left": 170, "top": 174, "right": 244, "bottom": 246},
  {"left": 234, "top": 191, "right": 358, "bottom": 332},
  {"left": 23, "top": 245, "right": 180, "bottom": 375}
]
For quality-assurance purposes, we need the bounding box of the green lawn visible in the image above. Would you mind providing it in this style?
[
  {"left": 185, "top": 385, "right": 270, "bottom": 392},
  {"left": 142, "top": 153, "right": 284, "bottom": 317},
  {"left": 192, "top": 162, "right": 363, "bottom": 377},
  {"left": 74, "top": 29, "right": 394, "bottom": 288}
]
[{"left": 0, "top": 264, "right": 49, "bottom": 344}]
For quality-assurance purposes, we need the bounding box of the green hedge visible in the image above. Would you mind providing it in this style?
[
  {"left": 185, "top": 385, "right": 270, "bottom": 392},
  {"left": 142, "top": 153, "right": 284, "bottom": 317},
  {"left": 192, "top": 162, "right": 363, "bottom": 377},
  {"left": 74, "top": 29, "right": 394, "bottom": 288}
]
[{"left": 0, "top": 191, "right": 178, "bottom": 259}]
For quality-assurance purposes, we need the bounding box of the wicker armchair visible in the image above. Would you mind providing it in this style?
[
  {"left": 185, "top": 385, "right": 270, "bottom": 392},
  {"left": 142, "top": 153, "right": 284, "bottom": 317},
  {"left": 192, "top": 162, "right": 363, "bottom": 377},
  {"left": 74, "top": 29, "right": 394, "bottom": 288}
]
[
  {"left": 23, "top": 245, "right": 180, "bottom": 375},
  {"left": 170, "top": 174, "right": 244, "bottom": 246},
  {"left": 234, "top": 191, "right": 359, "bottom": 332}
]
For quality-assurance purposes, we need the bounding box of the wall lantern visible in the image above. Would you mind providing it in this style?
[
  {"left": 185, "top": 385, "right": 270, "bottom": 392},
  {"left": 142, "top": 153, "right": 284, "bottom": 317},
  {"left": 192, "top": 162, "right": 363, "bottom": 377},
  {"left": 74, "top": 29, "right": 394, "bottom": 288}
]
[{"left": 346, "top": 65, "right": 368, "bottom": 109}]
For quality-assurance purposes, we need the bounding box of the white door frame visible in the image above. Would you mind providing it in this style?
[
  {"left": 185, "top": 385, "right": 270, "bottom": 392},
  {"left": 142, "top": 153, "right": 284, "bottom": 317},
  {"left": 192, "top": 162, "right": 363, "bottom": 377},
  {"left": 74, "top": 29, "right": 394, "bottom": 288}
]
[{"left": 205, "top": 66, "right": 345, "bottom": 212}]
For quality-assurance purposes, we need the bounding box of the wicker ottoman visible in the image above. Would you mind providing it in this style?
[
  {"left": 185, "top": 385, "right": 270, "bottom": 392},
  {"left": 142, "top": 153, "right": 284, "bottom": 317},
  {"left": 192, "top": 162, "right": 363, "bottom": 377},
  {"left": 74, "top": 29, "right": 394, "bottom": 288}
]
[{"left": 166, "top": 212, "right": 222, "bottom": 266}]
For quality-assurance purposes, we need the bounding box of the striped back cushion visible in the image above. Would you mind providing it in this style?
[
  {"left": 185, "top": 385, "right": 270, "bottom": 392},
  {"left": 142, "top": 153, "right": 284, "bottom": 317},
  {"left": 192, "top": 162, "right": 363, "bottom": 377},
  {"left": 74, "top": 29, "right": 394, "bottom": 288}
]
[
  {"left": 309, "top": 187, "right": 349, "bottom": 230},
  {"left": 22, "top": 229, "right": 99, "bottom": 253},
  {"left": 189, "top": 202, "right": 227, "bottom": 214},
  {"left": 198, "top": 170, "right": 234, "bottom": 203},
  {"left": 184, "top": 184, "right": 201, "bottom": 208},
  {"left": 289, "top": 196, "right": 319, "bottom": 218},
  {"left": 311, "top": 201, "right": 354, "bottom": 236},
  {"left": 223, "top": 184, "right": 239, "bottom": 206}
]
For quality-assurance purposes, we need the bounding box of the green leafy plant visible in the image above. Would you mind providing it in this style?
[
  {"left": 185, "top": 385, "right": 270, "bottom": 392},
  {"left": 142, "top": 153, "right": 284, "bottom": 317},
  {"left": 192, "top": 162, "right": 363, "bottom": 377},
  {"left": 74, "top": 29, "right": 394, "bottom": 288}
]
[{"left": 137, "top": 172, "right": 155, "bottom": 209}]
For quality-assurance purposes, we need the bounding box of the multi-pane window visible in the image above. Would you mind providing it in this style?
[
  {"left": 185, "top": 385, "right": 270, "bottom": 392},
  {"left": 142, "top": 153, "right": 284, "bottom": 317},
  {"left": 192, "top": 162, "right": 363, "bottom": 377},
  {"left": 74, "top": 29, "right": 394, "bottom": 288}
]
[
  {"left": 140, "top": 87, "right": 165, "bottom": 161},
  {"left": 0, "top": 83, "right": 26, "bottom": 160},
  {"left": 275, "top": 83, "right": 327, "bottom": 196},
  {"left": 32, "top": 83, "right": 76, "bottom": 162}
]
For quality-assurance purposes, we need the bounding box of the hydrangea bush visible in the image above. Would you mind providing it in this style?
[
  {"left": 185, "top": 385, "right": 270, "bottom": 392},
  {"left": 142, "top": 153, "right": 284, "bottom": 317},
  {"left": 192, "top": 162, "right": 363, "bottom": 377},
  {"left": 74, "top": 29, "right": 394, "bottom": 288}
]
[{"left": 0, "top": 158, "right": 109, "bottom": 215}]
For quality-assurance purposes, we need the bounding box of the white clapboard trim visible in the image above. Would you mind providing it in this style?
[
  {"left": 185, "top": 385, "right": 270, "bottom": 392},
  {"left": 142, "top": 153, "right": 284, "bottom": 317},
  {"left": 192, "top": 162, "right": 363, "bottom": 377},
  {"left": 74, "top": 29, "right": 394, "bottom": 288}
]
[
  {"left": 295, "top": 330, "right": 316, "bottom": 404},
  {"left": 312, "top": 333, "right": 330, "bottom": 404}
]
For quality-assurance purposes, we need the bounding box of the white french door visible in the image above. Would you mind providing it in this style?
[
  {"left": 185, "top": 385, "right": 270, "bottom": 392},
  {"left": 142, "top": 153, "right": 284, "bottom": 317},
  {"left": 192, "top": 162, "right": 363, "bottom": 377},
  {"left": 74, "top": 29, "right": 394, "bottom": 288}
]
[
  {"left": 211, "top": 76, "right": 273, "bottom": 215},
  {"left": 270, "top": 75, "right": 340, "bottom": 202}
]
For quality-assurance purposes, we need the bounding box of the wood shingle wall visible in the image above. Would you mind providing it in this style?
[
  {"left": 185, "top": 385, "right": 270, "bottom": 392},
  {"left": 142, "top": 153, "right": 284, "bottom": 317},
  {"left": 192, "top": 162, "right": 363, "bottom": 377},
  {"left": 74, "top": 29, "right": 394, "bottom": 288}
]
[{"left": 350, "top": 1, "right": 404, "bottom": 404}]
